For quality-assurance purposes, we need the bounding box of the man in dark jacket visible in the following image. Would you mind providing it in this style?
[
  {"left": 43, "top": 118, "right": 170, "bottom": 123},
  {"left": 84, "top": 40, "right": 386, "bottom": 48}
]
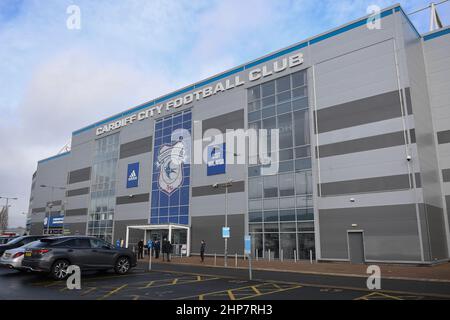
[
  {"left": 138, "top": 239, "right": 144, "bottom": 259},
  {"left": 200, "top": 240, "right": 206, "bottom": 262},
  {"left": 162, "top": 239, "right": 168, "bottom": 261},
  {"left": 154, "top": 240, "right": 160, "bottom": 259}
]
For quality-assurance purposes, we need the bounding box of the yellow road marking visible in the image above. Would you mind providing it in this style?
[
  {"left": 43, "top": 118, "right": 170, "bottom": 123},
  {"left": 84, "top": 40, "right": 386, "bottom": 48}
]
[
  {"left": 172, "top": 278, "right": 178, "bottom": 285},
  {"left": 199, "top": 294, "right": 204, "bottom": 300},
  {"left": 251, "top": 286, "right": 261, "bottom": 295},
  {"left": 98, "top": 284, "right": 128, "bottom": 300},
  {"left": 227, "top": 290, "right": 236, "bottom": 300},
  {"left": 81, "top": 287, "right": 97, "bottom": 296},
  {"left": 240, "top": 284, "right": 303, "bottom": 300},
  {"left": 144, "top": 281, "right": 155, "bottom": 288}
]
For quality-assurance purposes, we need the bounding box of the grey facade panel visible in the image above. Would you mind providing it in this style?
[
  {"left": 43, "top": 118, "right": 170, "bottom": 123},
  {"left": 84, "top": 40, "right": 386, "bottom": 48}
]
[
  {"left": 320, "top": 174, "right": 411, "bottom": 196},
  {"left": 64, "top": 222, "right": 86, "bottom": 235},
  {"left": 31, "top": 207, "right": 46, "bottom": 213},
  {"left": 191, "top": 214, "right": 245, "bottom": 255},
  {"left": 113, "top": 219, "right": 147, "bottom": 247},
  {"left": 318, "top": 131, "right": 406, "bottom": 158},
  {"left": 68, "top": 167, "right": 91, "bottom": 184},
  {"left": 192, "top": 181, "right": 245, "bottom": 197},
  {"left": 116, "top": 193, "right": 150, "bottom": 205},
  {"left": 442, "top": 169, "right": 450, "bottom": 182},
  {"left": 437, "top": 130, "right": 450, "bottom": 144},
  {"left": 65, "top": 208, "right": 88, "bottom": 217},
  {"left": 66, "top": 187, "right": 90, "bottom": 197},
  {"left": 30, "top": 223, "right": 43, "bottom": 236},
  {"left": 425, "top": 204, "right": 448, "bottom": 260},
  {"left": 315, "top": 90, "right": 407, "bottom": 134},
  {"left": 119, "top": 136, "right": 153, "bottom": 159},
  {"left": 319, "top": 204, "right": 422, "bottom": 261},
  {"left": 202, "top": 109, "right": 244, "bottom": 134}
]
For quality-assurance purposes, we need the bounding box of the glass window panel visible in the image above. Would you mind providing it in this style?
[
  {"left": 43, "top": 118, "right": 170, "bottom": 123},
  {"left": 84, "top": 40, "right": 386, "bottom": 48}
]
[
  {"left": 248, "top": 166, "right": 260, "bottom": 177},
  {"left": 261, "top": 81, "right": 275, "bottom": 97},
  {"left": 292, "top": 87, "right": 307, "bottom": 98},
  {"left": 294, "top": 110, "right": 310, "bottom": 146},
  {"left": 276, "top": 91, "right": 291, "bottom": 104},
  {"left": 279, "top": 149, "right": 293, "bottom": 161},
  {"left": 263, "top": 210, "right": 278, "bottom": 222},
  {"left": 295, "top": 171, "right": 313, "bottom": 195},
  {"left": 297, "top": 233, "right": 315, "bottom": 260},
  {"left": 292, "top": 71, "right": 306, "bottom": 88},
  {"left": 295, "top": 158, "right": 312, "bottom": 171},
  {"left": 280, "top": 233, "right": 296, "bottom": 259},
  {"left": 276, "top": 101, "right": 291, "bottom": 114},
  {"left": 296, "top": 195, "right": 313, "bottom": 208},
  {"left": 262, "top": 106, "right": 276, "bottom": 118},
  {"left": 248, "top": 110, "right": 261, "bottom": 122},
  {"left": 279, "top": 196, "right": 295, "bottom": 209},
  {"left": 263, "top": 198, "right": 278, "bottom": 210},
  {"left": 276, "top": 75, "right": 291, "bottom": 93},
  {"left": 262, "top": 116, "right": 276, "bottom": 130},
  {"left": 248, "top": 100, "right": 261, "bottom": 112},
  {"left": 248, "top": 177, "right": 263, "bottom": 199},
  {"left": 297, "top": 208, "right": 314, "bottom": 221},
  {"left": 249, "top": 224, "right": 263, "bottom": 233},
  {"left": 298, "top": 222, "right": 315, "bottom": 232},
  {"left": 279, "top": 173, "right": 294, "bottom": 196},
  {"left": 295, "top": 146, "right": 311, "bottom": 158},
  {"left": 292, "top": 97, "right": 309, "bottom": 111},
  {"left": 279, "top": 160, "right": 294, "bottom": 173},
  {"left": 264, "top": 233, "right": 279, "bottom": 259},
  {"left": 249, "top": 199, "right": 262, "bottom": 211},
  {"left": 264, "top": 223, "right": 279, "bottom": 233},
  {"left": 262, "top": 96, "right": 275, "bottom": 108},
  {"left": 249, "top": 211, "right": 262, "bottom": 223},
  {"left": 252, "top": 233, "right": 263, "bottom": 258},
  {"left": 263, "top": 175, "right": 278, "bottom": 198},
  {"left": 279, "top": 209, "right": 296, "bottom": 221},
  {"left": 248, "top": 86, "right": 260, "bottom": 101},
  {"left": 278, "top": 113, "right": 293, "bottom": 149},
  {"left": 280, "top": 222, "right": 296, "bottom": 232}
]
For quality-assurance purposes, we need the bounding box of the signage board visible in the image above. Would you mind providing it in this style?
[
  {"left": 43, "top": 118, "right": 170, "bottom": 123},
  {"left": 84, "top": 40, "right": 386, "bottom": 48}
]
[{"left": 207, "top": 143, "right": 226, "bottom": 176}]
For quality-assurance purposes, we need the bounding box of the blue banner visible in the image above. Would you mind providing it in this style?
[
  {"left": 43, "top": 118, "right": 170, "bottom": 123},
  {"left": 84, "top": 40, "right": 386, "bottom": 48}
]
[
  {"left": 43, "top": 215, "right": 64, "bottom": 228},
  {"left": 207, "top": 143, "right": 226, "bottom": 176},
  {"left": 127, "top": 162, "right": 139, "bottom": 188}
]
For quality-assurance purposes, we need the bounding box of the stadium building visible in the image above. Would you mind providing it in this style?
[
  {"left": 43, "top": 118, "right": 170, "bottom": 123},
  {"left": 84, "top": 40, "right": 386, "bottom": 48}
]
[{"left": 28, "top": 4, "right": 450, "bottom": 264}]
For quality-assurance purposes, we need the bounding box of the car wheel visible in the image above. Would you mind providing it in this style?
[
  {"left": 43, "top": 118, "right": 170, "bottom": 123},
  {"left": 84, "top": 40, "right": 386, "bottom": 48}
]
[
  {"left": 114, "top": 256, "right": 131, "bottom": 275},
  {"left": 51, "top": 260, "right": 70, "bottom": 280}
]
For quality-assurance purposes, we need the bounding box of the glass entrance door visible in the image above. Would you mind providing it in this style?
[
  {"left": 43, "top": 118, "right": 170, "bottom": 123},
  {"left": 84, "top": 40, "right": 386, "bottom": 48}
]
[{"left": 171, "top": 229, "right": 187, "bottom": 255}]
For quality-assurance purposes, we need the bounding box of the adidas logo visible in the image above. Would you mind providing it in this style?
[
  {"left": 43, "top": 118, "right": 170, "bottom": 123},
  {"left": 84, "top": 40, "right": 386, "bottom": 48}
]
[{"left": 128, "top": 170, "right": 138, "bottom": 181}]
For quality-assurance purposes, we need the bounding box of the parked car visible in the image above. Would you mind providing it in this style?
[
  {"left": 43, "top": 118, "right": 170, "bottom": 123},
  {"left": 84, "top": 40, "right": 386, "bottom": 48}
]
[
  {"left": 0, "top": 236, "right": 17, "bottom": 245},
  {"left": 22, "top": 236, "right": 137, "bottom": 280},
  {"left": 0, "top": 235, "right": 46, "bottom": 257},
  {"left": 0, "top": 240, "right": 41, "bottom": 271}
]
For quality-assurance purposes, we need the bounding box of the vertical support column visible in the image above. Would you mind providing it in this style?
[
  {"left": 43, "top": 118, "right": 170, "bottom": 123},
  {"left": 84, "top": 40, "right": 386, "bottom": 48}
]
[{"left": 125, "top": 226, "right": 130, "bottom": 248}]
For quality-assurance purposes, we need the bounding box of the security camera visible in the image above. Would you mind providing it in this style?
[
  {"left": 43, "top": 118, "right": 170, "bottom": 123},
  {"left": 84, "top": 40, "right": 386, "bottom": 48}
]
[
  {"left": 406, "top": 155, "right": 412, "bottom": 161},
  {"left": 350, "top": 198, "right": 355, "bottom": 203},
  {"left": 129, "top": 194, "right": 134, "bottom": 198},
  {"left": 212, "top": 183, "right": 218, "bottom": 188}
]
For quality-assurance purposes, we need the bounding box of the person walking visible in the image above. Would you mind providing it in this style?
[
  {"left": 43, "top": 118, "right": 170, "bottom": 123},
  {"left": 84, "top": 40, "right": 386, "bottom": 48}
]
[
  {"left": 138, "top": 239, "right": 144, "bottom": 259},
  {"left": 200, "top": 240, "right": 206, "bottom": 262},
  {"left": 166, "top": 240, "right": 172, "bottom": 262},
  {"left": 162, "top": 238, "right": 167, "bottom": 261},
  {"left": 154, "top": 240, "right": 160, "bottom": 259}
]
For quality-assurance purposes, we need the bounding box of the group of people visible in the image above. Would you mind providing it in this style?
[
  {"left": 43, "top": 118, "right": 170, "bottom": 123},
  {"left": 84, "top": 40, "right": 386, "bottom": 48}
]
[
  {"left": 136, "top": 238, "right": 207, "bottom": 263},
  {"left": 137, "top": 238, "right": 173, "bottom": 262}
]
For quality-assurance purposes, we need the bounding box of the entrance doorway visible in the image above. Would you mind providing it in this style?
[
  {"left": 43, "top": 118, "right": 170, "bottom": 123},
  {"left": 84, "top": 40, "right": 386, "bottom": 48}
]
[
  {"left": 126, "top": 224, "right": 190, "bottom": 256},
  {"left": 347, "top": 231, "right": 365, "bottom": 264}
]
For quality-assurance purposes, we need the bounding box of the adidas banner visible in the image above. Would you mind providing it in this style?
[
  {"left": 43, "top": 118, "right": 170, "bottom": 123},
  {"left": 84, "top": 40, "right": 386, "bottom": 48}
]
[{"left": 127, "top": 162, "right": 139, "bottom": 188}]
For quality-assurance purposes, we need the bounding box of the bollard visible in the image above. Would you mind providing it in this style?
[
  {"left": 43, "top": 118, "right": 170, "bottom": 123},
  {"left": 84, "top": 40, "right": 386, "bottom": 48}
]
[
  {"left": 235, "top": 253, "right": 238, "bottom": 268},
  {"left": 214, "top": 253, "right": 217, "bottom": 266},
  {"left": 294, "top": 250, "right": 297, "bottom": 263},
  {"left": 268, "top": 249, "right": 271, "bottom": 262},
  {"left": 281, "top": 249, "right": 284, "bottom": 262},
  {"left": 255, "top": 249, "right": 258, "bottom": 261},
  {"left": 310, "top": 250, "right": 313, "bottom": 264}
]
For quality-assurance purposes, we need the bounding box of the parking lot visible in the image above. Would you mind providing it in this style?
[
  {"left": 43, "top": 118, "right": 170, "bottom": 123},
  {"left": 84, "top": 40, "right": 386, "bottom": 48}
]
[{"left": 1, "top": 263, "right": 449, "bottom": 300}]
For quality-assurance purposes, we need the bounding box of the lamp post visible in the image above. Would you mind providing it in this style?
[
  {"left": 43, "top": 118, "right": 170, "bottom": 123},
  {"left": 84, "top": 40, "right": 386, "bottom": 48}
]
[
  {"left": 0, "top": 196, "right": 18, "bottom": 233},
  {"left": 212, "top": 179, "right": 233, "bottom": 267},
  {"left": 40, "top": 185, "right": 66, "bottom": 235}
]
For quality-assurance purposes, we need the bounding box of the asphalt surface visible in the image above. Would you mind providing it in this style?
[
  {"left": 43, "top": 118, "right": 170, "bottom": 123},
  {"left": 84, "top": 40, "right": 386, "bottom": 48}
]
[{"left": 0, "top": 262, "right": 449, "bottom": 300}]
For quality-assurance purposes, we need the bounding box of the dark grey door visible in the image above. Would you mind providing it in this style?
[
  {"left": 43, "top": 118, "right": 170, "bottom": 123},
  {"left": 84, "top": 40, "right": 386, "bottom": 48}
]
[{"left": 348, "top": 232, "right": 365, "bottom": 264}]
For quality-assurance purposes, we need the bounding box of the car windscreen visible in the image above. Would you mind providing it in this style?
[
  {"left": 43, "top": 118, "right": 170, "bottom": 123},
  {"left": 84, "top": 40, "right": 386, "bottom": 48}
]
[
  {"left": 31, "top": 238, "right": 61, "bottom": 248},
  {"left": 4, "top": 236, "right": 25, "bottom": 245}
]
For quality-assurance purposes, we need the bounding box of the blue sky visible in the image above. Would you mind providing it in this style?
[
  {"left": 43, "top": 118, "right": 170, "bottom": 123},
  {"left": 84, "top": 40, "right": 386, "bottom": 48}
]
[{"left": 0, "top": 0, "right": 448, "bottom": 228}]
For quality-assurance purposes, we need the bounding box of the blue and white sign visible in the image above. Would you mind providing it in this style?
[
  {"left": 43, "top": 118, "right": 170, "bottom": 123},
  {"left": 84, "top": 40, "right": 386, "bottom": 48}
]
[
  {"left": 207, "top": 143, "right": 226, "bottom": 176},
  {"left": 244, "top": 235, "right": 251, "bottom": 254},
  {"left": 127, "top": 162, "right": 140, "bottom": 188},
  {"left": 222, "top": 227, "right": 230, "bottom": 239},
  {"left": 43, "top": 215, "right": 64, "bottom": 228},
  {"left": 147, "top": 240, "right": 153, "bottom": 249}
]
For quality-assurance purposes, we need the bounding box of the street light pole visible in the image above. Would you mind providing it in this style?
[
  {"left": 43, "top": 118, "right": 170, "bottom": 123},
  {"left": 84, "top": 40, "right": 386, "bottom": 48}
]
[
  {"left": 213, "top": 180, "right": 233, "bottom": 267},
  {"left": 0, "top": 196, "right": 18, "bottom": 233}
]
